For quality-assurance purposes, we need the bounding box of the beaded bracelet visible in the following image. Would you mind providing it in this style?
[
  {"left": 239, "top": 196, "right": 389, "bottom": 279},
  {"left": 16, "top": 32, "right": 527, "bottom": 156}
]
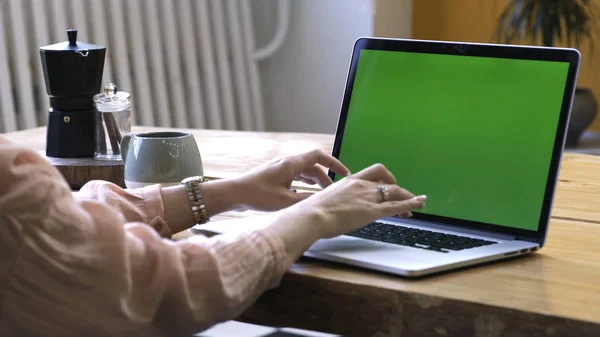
[{"left": 181, "top": 176, "right": 210, "bottom": 224}]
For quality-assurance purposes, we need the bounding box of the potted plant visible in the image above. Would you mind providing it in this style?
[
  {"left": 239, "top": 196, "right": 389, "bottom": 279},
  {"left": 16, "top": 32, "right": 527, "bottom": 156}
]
[{"left": 494, "top": 0, "right": 599, "bottom": 147}]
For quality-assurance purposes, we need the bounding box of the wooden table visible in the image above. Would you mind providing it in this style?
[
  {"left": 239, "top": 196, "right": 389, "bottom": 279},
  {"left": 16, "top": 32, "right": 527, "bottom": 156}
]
[{"left": 4, "top": 127, "right": 600, "bottom": 337}]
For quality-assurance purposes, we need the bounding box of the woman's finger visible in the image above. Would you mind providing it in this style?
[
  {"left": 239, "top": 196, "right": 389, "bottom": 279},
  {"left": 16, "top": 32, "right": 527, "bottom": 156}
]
[
  {"left": 354, "top": 163, "right": 396, "bottom": 184},
  {"left": 376, "top": 184, "right": 415, "bottom": 203},
  {"left": 376, "top": 196, "right": 427, "bottom": 217},
  {"left": 301, "top": 166, "right": 333, "bottom": 188},
  {"left": 294, "top": 150, "right": 350, "bottom": 177},
  {"left": 295, "top": 176, "right": 317, "bottom": 185}
]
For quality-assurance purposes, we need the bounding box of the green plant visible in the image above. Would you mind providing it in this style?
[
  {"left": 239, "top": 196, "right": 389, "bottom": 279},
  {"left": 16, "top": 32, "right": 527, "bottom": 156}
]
[{"left": 494, "top": 0, "right": 600, "bottom": 50}]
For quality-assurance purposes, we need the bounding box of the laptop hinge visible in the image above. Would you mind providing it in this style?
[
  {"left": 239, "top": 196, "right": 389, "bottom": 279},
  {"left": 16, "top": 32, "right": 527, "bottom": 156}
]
[{"left": 515, "top": 235, "right": 544, "bottom": 245}]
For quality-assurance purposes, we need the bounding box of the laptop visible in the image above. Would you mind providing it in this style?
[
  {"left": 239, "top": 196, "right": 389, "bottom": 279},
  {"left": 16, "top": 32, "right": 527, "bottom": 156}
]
[
  {"left": 193, "top": 37, "right": 580, "bottom": 278},
  {"left": 303, "top": 37, "right": 580, "bottom": 277}
]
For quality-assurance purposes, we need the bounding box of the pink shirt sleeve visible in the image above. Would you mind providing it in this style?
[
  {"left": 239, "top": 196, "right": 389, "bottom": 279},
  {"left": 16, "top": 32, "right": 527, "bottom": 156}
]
[{"left": 0, "top": 136, "right": 287, "bottom": 337}]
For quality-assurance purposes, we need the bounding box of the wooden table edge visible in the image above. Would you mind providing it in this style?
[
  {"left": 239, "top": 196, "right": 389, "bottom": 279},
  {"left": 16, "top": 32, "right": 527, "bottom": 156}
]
[
  {"left": 179, "top": 213, "right": 600, "bottom": 336},
  {"left": 238, "top": 267, "right": 600, "bottom": 336}
]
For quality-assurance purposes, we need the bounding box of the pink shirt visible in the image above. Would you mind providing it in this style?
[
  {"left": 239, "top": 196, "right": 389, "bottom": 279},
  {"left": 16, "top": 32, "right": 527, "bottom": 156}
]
[{"left": 0, "top": 136, "right": 287, "bottom": 336}]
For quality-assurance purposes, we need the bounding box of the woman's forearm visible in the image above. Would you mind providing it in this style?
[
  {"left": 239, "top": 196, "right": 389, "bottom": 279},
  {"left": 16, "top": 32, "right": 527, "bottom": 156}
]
[
  {"left": 161, "top": 179, "right": 244, "bottom": 234},
  {"left": 263, "top": 207, "right": 325, "bottom": 267}
]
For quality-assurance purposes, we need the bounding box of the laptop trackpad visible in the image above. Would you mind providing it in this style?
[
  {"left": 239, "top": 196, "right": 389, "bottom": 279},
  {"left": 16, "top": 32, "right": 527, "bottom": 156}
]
[{"left": 308, "top": 235, "right": 441, "bottom": 260}]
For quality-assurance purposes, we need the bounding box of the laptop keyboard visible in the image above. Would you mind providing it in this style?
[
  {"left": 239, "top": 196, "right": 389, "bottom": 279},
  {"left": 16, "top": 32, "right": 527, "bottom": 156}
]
[{"left": 346, "top": 222, "right": 498, "bottom": 253}]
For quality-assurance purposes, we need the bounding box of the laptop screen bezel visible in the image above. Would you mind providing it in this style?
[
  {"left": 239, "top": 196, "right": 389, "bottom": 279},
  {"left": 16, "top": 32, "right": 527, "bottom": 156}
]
[{"left": 328, "top": 37, "right": 581, "bottom": 241}]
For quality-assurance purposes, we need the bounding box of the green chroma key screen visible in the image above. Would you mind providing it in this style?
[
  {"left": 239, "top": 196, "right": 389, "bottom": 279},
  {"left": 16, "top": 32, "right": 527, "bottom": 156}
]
[{"left": 336, "top": 49, "right": 570, "bottom": 231}]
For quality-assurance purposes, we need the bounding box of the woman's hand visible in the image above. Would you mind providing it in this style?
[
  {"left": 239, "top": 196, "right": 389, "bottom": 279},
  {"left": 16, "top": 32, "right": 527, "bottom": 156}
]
[
  {"left": 264, "top": 163, "right": 426, "bottom": 266},
  {"left": 291, "top": 163, "right": 426, "bottom": 238},
  {"left": 233, "top": 149, "right": 351, "bottom": 211}
]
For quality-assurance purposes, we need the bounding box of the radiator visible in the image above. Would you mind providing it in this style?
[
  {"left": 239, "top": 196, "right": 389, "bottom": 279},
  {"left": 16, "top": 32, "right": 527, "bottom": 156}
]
[{"left": 0, "top": 0, "right": 290, "bottom": 132}]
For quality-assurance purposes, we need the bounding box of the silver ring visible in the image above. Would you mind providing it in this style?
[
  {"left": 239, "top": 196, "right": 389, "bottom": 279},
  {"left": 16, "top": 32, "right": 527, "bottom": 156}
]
[{"left": 377, "top": 185, "right": 390, "bottom": 202}]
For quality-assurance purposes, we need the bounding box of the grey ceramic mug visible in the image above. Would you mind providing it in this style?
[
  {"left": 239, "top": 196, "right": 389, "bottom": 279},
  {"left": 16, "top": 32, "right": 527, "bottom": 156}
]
[{"left": 120, "top": 132, "right": 203, "bottom": 188}]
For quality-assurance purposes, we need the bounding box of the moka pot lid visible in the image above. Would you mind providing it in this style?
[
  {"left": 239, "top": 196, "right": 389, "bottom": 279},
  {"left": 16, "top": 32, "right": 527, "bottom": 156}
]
[{"left": 40, "top": 29, "right": 105, "bottom": 52}]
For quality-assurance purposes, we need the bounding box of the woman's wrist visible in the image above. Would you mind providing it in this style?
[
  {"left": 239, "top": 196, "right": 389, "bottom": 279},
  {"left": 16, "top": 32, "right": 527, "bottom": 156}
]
[
  {"left": 161, "top": 185, "right": 197, "bottom": 234},
  {"left": 264, "top": 205, "right": 327, "bottom": 267},
  {"left": 161, "top": 179, "right": 243, "bottom": 234},
  {"left": 199, "top": 178, "right": 244, "bottom": 217}
]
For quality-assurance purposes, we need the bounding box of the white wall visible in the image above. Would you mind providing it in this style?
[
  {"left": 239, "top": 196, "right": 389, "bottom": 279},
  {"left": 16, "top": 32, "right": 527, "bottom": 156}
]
[
  {"left": 252, "top": 0, "right": 413, "bottom": 134},
  {"left": 253, "top": 0, "right": 374, "bottom": 133}
]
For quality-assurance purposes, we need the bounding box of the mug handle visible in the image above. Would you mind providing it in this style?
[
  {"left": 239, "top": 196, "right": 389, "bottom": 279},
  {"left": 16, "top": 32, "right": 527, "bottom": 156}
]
[{"left": 120, "top": 133, "right": 134, "bottom": 163}]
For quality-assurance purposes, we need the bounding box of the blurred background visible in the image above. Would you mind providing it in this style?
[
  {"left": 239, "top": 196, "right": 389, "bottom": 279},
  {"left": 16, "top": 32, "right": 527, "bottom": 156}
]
[
  {"left": 1, "top": 1, "right": 598, "bottom": 335},
  {"left": 0, "top": 0, "right": 598, "bottom": 144}
]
